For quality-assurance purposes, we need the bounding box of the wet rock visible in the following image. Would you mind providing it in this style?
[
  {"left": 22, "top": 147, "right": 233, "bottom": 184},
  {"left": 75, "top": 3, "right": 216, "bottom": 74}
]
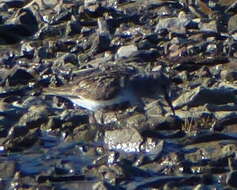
[
  {"left": 55, "top": 40, "right": 77, "bottom": 52},
  {"left": 213, "top": 112, "right": 237, "bottom": 131},
  {"left": 51, "top": 180, "right": 103, "bottom": 190},
  {"left": 125, "top": 175, "right": 201, "bottom": 190},
  {"left": 50, "top": 9, "right": 71, "bottom": 25},
  {"left": 1, "top": 0, "right": 237, "bottom": 189},
  {"left": 18, "top": 105, "right": 49, "bottom": 129},
  {"left": 4, "top": 128, "right": 40, "bottom": 151},
  {"left": 184, "top": 133, "right": 237, "bottom": 146},
  {"left": 38, "top": 47, "right": 55, "bottom": 59},
  {"left": 63, "top": 53, "right": 78, "bottom": 65},
  {"left": 37, "top": 25, "right": 66, "bottom": 40},
  {"left": 206, "top": 103, "right": 237, "bottom": 112},
  {"left": 2, "top": 67, "right": 34, "bottom": 86},
  {"left": 226, "top": 171, "right": 237, "bottom": 188},
  {"left": 18, "top": 156, "right": 46, "bottom": 176},
  {"left": 60, "top": 110, "right": 89, "bottom": 130},
  {"left": 145, "top": 100, "right": 172, "bottom": 118},
  {"left": 0, "top": 9, "right": 38, "bottom": 44},
  {"left": 1, "top": 0, "right": 27, "bottom": 8}
]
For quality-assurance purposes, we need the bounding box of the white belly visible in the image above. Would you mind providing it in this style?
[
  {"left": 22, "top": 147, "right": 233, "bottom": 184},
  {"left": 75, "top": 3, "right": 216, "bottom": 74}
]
[{"left": 70, "top": 90, "right": 138, "bottom": 111}]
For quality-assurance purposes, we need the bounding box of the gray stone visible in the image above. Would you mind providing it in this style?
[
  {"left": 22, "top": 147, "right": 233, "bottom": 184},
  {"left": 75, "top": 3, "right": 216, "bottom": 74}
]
[
  {"left": 104, "top": 127, "right": 143, "bottom": 152},
  {"left": 155, "top": 12, "right": 191, "bottom": 34},
  {"left": 116, "top": 45, "right": 138, "bottom": 59},
  {"left": 199, "top": 20, "right": 217, "bottom": 33},
  {"left": 228, "top": 14, "right": 237, "bottom": 33},
  {"left": 173, "top": 86, "right": 237, "bottom": 109}
]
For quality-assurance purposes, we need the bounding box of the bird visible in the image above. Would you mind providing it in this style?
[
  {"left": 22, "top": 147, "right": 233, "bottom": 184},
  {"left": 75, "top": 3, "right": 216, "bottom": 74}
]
[{"left": 42, "top": 64, "right": 175, "bottom": 124}]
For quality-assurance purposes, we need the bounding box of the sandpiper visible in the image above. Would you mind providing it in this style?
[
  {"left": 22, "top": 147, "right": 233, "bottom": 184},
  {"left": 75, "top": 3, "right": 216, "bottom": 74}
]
[{"left": 43, "top": 64, "right": 175, "bottom": 120}]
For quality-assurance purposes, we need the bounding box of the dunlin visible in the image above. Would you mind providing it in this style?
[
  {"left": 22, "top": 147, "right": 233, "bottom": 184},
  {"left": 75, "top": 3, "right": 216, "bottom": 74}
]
[{"left": 43, "top": 64, "right": 175, "bottom": 120}]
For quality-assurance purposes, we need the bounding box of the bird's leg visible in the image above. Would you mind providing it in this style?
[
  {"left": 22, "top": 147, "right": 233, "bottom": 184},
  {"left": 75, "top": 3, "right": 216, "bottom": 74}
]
[
  {"left": 89, "top": 110, "right": 106, "bottom": 127},
  {"left": 164, "top": 89, "right": 175, "bottom": 116},
  {"left": 100, "top": 111, "right": 105, "bottom": 125},
  {"left": 134, "top": 97, "right": 149, "bottom": 121},
  {"left": 89, "top": 111, "right": 100, "bottom": 127},
  {"left": 114, "top": 110, "right": 120, "bottom": 124}
]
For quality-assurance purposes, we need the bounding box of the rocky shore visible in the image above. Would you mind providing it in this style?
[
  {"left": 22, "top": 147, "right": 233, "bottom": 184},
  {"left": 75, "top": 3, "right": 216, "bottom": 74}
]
[{"left": 1, "top": 0, "right": 237, "bottom": 189}]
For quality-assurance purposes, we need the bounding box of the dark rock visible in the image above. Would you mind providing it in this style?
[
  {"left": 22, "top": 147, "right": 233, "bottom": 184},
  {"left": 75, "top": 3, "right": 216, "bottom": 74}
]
[
  {"left": 60, "top": 110, "right": 89, "bottom": 130},
  {"left": 63, "top": 53, "right": 78, "bottom": 65},
  {"left": 126, "top": 49, "right": 159, "bottom": 62},
  {"left": 0, "top": 9, "right": 38, "bottom": 44},
  {"left": 38, "top": 47, "right": 55, "bottom": 59},
  {"left": 67, "top": 19, "right": 81, "bottom": 36},
  {"left": 21, "top": 43, "right": 35, "bottom": 59},
  {"left": 50, "top": 9, "right": 72, "bottom": 25},
  {"left": 55, "top": 40, "right": 77, "bottom": 52},
  {"left": 125, "top": 176, "right": 201, "bottom": 190},
  {"left": 37, "top": 25, "right": 66, "bottom": 40},
  {"left": 4, "top": 128, "right": 40, "bottom": 151},
  {"left": 1, "top": 0, "right": 27, "bottom": 8},
  {"left": 221, "top": 70, "right": 237, "bottom": 82},
  {"left": 2, "top": 67, "right": 34, "bottom": 86},
  {"left": 18, "top": 106, "right": 49, "bottom": 129},
  {"left": 226, "top": 171, "right": 237, "bottom": 188}
]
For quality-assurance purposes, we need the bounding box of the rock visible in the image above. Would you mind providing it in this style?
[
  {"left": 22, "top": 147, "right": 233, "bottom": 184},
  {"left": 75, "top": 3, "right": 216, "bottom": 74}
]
[
  {"left": 173, "top": 86, "right": 237, "bottom": 109},
  {"left": 0, "top": 161, "right": 16, "bottom": 178},
  {"left": 2, "top": 67, "right": 34, "bottom": 86},
  {"left": 199, "top": 20, "right": 218, "bottom": 33},
  {"left": 21, "top": 42, "right": 35, "bottom": 59},
  {"left": 104, "top": 127, "right": 143, "bottom": 152},
  {"left": 155, "top": 12, "right": 191, "bottom": 34},
  {"left": 63, "top": 53, "right": 78, "bottom": 65},
  {"left": 221, "top": 67, "right": 237, "bottom": 82},
  {"left": 116, "top": 44, "right": 138, "bottom": 59},
  {"left": 90, "top": 18, "right": 111, "bottom": 54},
  {"left": 0, "top": 9, "right": 38, "bottom": 44},
  {"left": 1, "top": 0, "right": 27, "bottom": 8},
  {"left": 1, "top": 0, "right": 237, "bottom": 189},
  {"left": 18, "top": 105, "right": 49, "bottom": 129},
  {"left": 126, "top": 49, "right": 159, "bottom": 62},
  {"left": 227, "top": 171, "right": 237, "bottom": 188},
  {"left": 38, "top": 46, "right": 55, "bottom": 59},
  {"left": 228, "top": 14, "right": 237, "bottom": 33}
]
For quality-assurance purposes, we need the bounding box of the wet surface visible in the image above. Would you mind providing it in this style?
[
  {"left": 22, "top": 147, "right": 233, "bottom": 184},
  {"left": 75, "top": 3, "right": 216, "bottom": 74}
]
[{"left": 1, "top": 0, "right": 237, "bottom": 189}]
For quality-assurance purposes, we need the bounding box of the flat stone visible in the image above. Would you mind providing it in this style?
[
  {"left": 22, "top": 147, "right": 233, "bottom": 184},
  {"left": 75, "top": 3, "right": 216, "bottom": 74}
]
[
  {"left": 116, "top": 44, "right": 138, "bottom": 59},
  {"left": 104, "top": 127, "right": 143, "bottom": 152}
]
